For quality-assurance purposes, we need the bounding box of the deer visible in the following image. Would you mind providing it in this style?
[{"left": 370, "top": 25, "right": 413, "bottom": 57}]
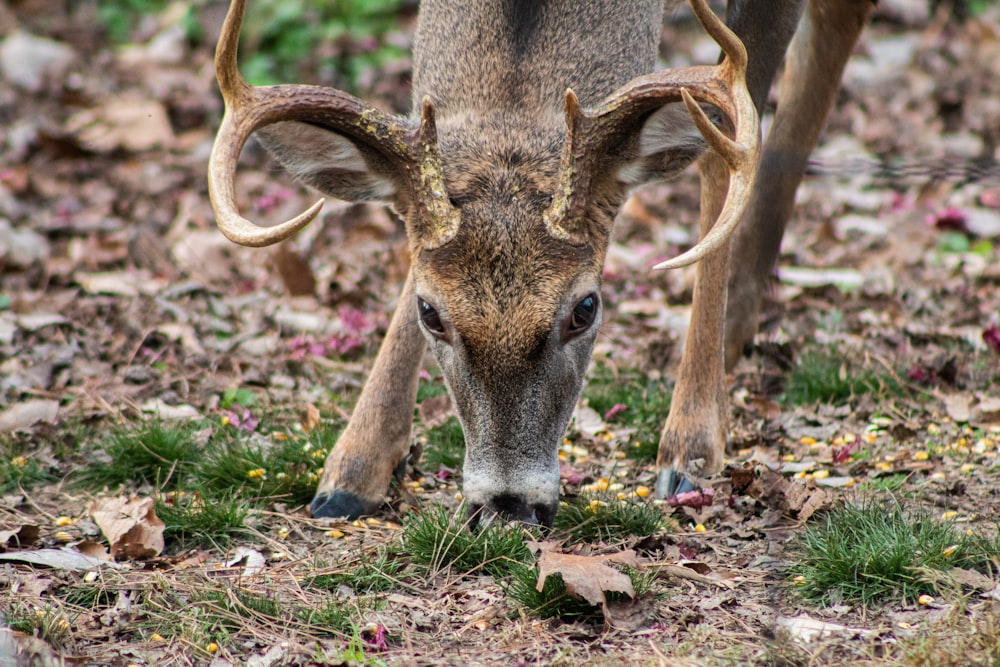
[{"left": 208, "top": 0, "right": 873, "bottom": 526}]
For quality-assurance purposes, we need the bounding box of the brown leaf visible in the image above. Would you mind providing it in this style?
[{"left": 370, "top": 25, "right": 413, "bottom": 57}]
[
  {"left": 0, "top": 525, "right": 39, "bottom": 550},
  {"left": 302, "top": 403, "right": 322, "bottom": 432},
  {"left": 536, "top": 549, "right": 639, "bottom": 606},
  {"left": 88, "top": 496, "right": 164, "bottom": 560},
  {"left": 273, "top": 244, "right": 317, "bottom": 296},
  {"left": 65, "top": 95, "right": 174, "bottom": 152},
  {"left": 0, "top": 399, "right": 59, "bottom": 432}
]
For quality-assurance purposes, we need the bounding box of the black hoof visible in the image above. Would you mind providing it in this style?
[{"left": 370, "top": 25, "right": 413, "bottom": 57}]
[
  {"left": 309, "top": 491, "right": 375, "bottom": 519},
  {"left": 655, "top": 467, "right": 695, "bottom": 499}
]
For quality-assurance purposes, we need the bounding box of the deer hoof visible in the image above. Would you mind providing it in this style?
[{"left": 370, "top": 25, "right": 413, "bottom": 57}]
[
  {"left": 309, "top": 491, "right": 377, "bottom": 519},
  {"left": 654, "top": 467, "right": 696, "bottom": 499}
]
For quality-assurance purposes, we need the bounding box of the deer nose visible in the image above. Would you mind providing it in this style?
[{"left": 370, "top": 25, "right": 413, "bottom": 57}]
[{"left": 468, "top": 494, "right": 558, "bottom": 529}]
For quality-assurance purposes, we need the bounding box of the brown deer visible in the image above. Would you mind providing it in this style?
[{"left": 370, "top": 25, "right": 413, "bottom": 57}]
[{"left": 208, "top": 0, "right": 872, "bottom": 525}]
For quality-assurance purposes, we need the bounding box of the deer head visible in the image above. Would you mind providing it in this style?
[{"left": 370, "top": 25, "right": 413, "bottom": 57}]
[{"left": 208, "top": 0, "right": 758, "bottom": 525}]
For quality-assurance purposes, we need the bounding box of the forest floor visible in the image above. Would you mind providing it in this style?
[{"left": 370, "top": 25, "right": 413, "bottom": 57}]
[{"left": 0, "top": 1, "right": 999, "bottom": 665}]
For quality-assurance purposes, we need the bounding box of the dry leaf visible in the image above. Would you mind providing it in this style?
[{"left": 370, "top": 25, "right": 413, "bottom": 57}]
[
  {"left": 536, "top": 549, "right": 639, "bottom": 606},
  {"left": 88, "top": 496, "right": 164, "bottom": 560},
  {"left": 302, "top": 403, "right": 322, "bottom": 432},
  {"left": 221, "top": 546, "right": 267, "bottom": 578},
  {"left": 0, "top": 524, "right": 39, "bottom": 549},
  {"left": 0, "top": 399, "right": 59, "bottom": 432},
  {"left": 66, "top": 95, "right": 174, "bottom": 152},
  {"left": 0, "top": 548, "right": 123, "bottom": 571}
]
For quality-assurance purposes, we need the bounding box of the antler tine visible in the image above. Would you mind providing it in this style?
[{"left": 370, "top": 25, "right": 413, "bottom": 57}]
[
  {"left": 209, "top": 0, "right": 325, "bottom": 247},
  {"left": 208, "top": 0, "right": 459, "bottom": 249},
  {"left": 544, "top": 0, "right": 759, "bottom": 263}
]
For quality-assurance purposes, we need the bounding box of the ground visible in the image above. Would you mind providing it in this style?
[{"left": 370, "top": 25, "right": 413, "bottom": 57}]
[{"left": 0, "top": 1, "right": 999, "bottom": 665}]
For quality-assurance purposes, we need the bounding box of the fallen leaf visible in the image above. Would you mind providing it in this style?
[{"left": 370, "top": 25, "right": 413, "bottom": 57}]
[
  {"left": 220, "top": 546, "right": 266, "bottom": 577},
  {"left": 775, "top": 615, "right": 872, "bottom": 643},
  {"left": 0, "top": 524, "right": 40, "bottom": 549},
  {"left": 536, "top": 549, "right": 639, "bottom": 606},
  {"left": 0, "top": 547, "right": 124, "bottom": 571},
  {"left": 66, "top": 95, "right": 174, "bottom": 152},
  {"left": 88, "top": 496, "right": 165, "bottom": 560},
  {"left": 943, "top": 394, "right": 972, "bottom": 422},
  {"left": 0, "top": 399, "right": 59, "bottom": 432}
]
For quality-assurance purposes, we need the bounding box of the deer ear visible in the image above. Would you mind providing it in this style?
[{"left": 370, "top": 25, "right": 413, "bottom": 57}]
[
  {"left": 615, "top": 103, "right": 708, "bottom": 186},
  {"left": 255, "top": 121, "right": 399, "bottom": 202}
]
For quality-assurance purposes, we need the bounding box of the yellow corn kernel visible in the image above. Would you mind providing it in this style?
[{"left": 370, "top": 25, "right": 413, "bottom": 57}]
[
  {"left": 917, "top": 594, "right": 934, "bottom": 606},
  {"left": 781, "top": 454, "right": 797, "bottom": 462},
  {"left": 205, "top": 642, "right": 219, "bottom": 653},
  {"left": 927, "top": 423, "right": 941, "bottom": 435},
  {"left": 634, "top": 486, "right": 651, "bottom": 498},
  {"left": 941, "top": 511, "right": 958, "bottom": 520},
  {"left": 800, "top": 436, "right": 817, "bottom": 446},
  {"left": 812, "top": 469, "right": 830, "bottom": 479},
  {"left": 694, "top": 523, "right": 706, "bottom": 532},
  {"left": 912, "top": 450, "right": 929, "bottom": 461},
  {"left": 327, "top": 529, "right": 345, "bottom": 539},
  {"left": 54, "top": 531, "right": 72, "bottom": 543},
  {"left": 960, "top": 463, "right": 976, "bottom": 473},
  {"left": 247, "top": 468, "right": 265, "bottom": 480},
  {"left": 942, "top": 544, "right": 958, "bottom": 558},
  {"left": 55, "top": 516, "right": 73, "bottom": 527},
  {"left": 792, "top": 575, "right": 807, "bottom": 587}
]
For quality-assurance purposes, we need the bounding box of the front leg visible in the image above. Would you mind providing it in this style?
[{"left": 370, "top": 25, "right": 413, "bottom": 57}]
[
  {"left": 310, "top": 270, "right": 426, "bottom": 518},
  {"left": 656, "top": 151, "right": 730, "bottom": 497}
]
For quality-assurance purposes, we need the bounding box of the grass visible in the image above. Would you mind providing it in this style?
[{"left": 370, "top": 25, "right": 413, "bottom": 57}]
[
  {"left": 789, "top": 498, "right": 1000, "bottom": 605},
  {"left": 402, "top": 504, "right": 534, "bottom": 578},
  {"left": 784, "top": 347, "right": 905, "bottom": 406},
  {"left": 552, "top": 493, "right": 666, "bottom": 544},
  {"left": 420, "top": 417, "right": 465, "bottom": 471},
  {"left": 74, "top": 417, "right": 329, "bottom": 547},
  {"left": 303, "top": 549, "right": 407, "bottom": 595},
  {"left": 0, "top": 435, "right": 55, "bottom": 493},
  {"left": 582, "top": 364, "right": 672, "bottom": 461}
]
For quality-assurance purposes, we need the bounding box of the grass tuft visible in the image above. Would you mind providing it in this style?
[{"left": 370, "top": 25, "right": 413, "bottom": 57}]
[
  {"left": 0, "top": 436, "right": 55, "bottom": 492},
  {"left": 303, "top": 549, "right": 407, "bottom": 595},
  {"left": 402, "top": 504, "right": 533, "bottom": 578},
  {"left": 790, "top": 498, "right": 998, "bottom": 605},
  {"left": 785, "top": 347, "right": 904, "bottom": 406},
  {"left": 506, "top": 563, "right": 654, "bottom": 621},
  {"left": 156, "top": 492, "right": 250, "bottom": 547},
  {"left": 553, "top": 494, "right": 666, "bottom": 543},
  {"left": 421, "top": 417, "right": 465, "bottom": 471},
  {"left": 79, "top": 419, "right": 202, "bottom": 491}
]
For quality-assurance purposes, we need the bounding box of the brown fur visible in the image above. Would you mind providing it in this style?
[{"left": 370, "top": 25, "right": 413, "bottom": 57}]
[{"left": 241, "top": 0, "right": 875, "bottom": 521}]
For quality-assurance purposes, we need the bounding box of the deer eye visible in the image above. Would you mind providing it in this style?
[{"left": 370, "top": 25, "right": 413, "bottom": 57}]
[
  {"left": 418, "top": 298, "right": 447, "bottom": 339},
  {"left": 567, "top": 293, "right": 598, "bottom": 337}
]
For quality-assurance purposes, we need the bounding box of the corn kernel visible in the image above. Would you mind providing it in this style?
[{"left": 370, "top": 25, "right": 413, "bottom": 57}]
[
  {"left": 800, "top": 436, "right": 817, "bottom": 446},
  {"left": 205, "top": 642, "right": 219, "bottom": 653},
  {"left": 812, "top": 469, "right": 829, "bottom": 479},
  {"left": 608, "top": 482, "right": 624, "bottom": 492},
  {"left": 616, "top": 492, "right": 627, "bottom": 500},
  {"left": 84, "top": 571, "right": 98, "bottom": 583},
  {"left": 55, "top": 516, "right": 73, "bottom": 527},
  {"left": 941, "top": 511, "right": 958, "bottom": 520},
  {"left": 57, "top": 620, "right": 70, "bottom": 629},
  {"left": 781, "top": 454, "right": 797, "bottom": 462},
  {"left": 912, "top": 450, "right": 929, "bottom": 461},
  {"left": 792, "top": 575, "right": 807, "bottom": 586},
  {"left": 927, "top": 423, "right": 941, "bottom": 435},
  {"left": 942, "top": 544, "right": 958, "bottom": 558},
  {"left": 864, "top": 433, "right": 878, "bottom": 443},
  {"left": 247, "top": 468, "right": 266, "bottom": 480},
  {"left": 366, "top": 518, "right": 381, "bottom": 526},
  {"left": 875, "top": 461, "right": 892, "bottom": 471},
  {"left": 635, "top": 485, "right": 651, "bottom": 498},
  {"left": 220, "top": 415, "right": 230, "bottom": 426},
  {"left": 694, "top": 523, "right": 706, "bottom": 532},
  {"left": 960, "top": 463, "right": 976, "bottom": 473},
  {"left": 277, "top": 527, "right": 289, "bottom": 539},
  {"left": 327, "top": 529, "right": 345, "bottom": 539},
  {"left": 917, "top": 594, "right": 934, "bottom": 606},
  {"left": 54, "top": 531, "right": 72, "bottom": 543}
]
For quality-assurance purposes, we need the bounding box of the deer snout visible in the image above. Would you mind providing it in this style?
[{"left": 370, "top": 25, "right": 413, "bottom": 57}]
[{"left": 468, "top": 494, "right": 559, "bottom": 528}]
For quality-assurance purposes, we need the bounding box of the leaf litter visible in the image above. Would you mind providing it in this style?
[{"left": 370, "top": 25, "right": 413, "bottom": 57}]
[{"left": 0, "top": 1, "right": 999, "bottom": 665}]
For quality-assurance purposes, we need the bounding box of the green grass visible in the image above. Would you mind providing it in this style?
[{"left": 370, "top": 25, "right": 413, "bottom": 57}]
[
  {"left": 156, "top": 491, "right": 251, "bottom": 547},
  {"left": 790, "top": 498, "right": 1000, "bottom": 605},
  {"left": 0, "top": 436, "right": 55, "bottom": 493},
  {"left": 401, "top": 504, "right": 533, "bottom": 578},
  {"left": 582, "top": 365, "right": 672, "bottom": 461},
  {"left": 784, "top": 347, "right": 904, "bottom": 406},
  {"left": 303, "top": 549, "right": 407, "bottom": 595},
  {"left": 421, "top": 417, "right": 465, "bottom": 471},
  {"left": 553, "top": 494, "right": 666, "bottom": 544},
  {"left": 79, "top": 419, "right": 203, "bottom": 491}
]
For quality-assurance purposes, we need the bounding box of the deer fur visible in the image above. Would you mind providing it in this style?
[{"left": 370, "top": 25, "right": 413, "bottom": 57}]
[{"left": 209, "top": 0, "right": 874, "bottom": 524}]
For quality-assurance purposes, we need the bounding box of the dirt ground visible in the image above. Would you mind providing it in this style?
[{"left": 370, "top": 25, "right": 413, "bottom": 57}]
[{"left": 1, "top": 0, "right": 999, "bottom": 665}]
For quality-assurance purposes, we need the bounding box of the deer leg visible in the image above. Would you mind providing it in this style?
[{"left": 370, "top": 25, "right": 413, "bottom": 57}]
[
  {"left": 725, "top": 0, "right": 875, "bottom": 369},
  {"left": 310, "top": 270, "right": 426, "bottom": 518},
  {"left": 656, "top": 150, "right": 732, "bottom": 497}
]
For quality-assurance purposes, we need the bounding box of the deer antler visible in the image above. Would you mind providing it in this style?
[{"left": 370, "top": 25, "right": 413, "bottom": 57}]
[
  {"left": 208, "top": 0, "right": 459, "bottom": 249},
  {"left": 543, "top": 0, "right": 759, "bottom": 269}
]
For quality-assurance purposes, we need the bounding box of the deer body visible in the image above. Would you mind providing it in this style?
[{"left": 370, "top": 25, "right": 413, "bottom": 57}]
[{"left": 209, "top": 0, "right": 872, "bottom": 524}]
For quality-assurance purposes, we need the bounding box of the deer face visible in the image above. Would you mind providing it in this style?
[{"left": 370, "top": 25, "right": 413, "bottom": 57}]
[{"left": 409, "top": 146, "right": 611, "bottom": 524}]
